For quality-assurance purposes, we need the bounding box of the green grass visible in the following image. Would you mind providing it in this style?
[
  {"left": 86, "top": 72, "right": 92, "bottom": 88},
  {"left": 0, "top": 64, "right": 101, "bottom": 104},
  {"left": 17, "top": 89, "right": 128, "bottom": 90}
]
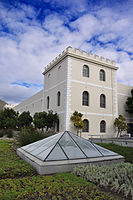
[
  {"left": 97, "top": 143, "right": 133, "bottom": 163},
  {"left": 0, "top": 140, "right": 36, "bottom": 179},
  {"left": 0, "top": 140, "right": 127, "bottom": 200}
]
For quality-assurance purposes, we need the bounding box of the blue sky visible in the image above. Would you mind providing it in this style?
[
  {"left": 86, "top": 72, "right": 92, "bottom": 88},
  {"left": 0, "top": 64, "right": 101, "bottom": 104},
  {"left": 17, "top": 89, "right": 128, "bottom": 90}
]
[{"left": 0, "top": 0, "right": 133, "bottom": 104}]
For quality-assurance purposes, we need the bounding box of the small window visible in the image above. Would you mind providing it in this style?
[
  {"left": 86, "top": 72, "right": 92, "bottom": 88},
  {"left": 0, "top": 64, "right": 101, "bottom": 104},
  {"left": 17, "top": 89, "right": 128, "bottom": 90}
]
[
  {"left": 83, "top": 65, "right": 89, "bottom": 77},
  {"left": 82, "top": 91, "right": 89, "bottom": 106},
  {"left": 57, "top": 91, "right": 61, "bottom": 106},
  {"left": 83, "top": 119, "right": 89, "bottom": 132},
  {"left": 100, "top": 69, "right": 105, "bottom": 81},
  {"left": 57, "top": 119, "right": 60, "bottom": 132},
  {"left": 100, "top": 94, "right": 106, "bottom": 108},
  {"left": 47, "top": 96, "right": 50, "bottom": 109},
  {"left": 100, "top": 120, "right": 106, "bottom": 133}
]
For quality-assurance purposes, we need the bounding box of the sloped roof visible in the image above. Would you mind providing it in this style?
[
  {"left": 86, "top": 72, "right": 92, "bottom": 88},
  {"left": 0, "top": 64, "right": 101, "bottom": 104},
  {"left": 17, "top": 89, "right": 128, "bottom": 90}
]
[{"left": 21, "top": 131, "right": 118, "bottom": 162}]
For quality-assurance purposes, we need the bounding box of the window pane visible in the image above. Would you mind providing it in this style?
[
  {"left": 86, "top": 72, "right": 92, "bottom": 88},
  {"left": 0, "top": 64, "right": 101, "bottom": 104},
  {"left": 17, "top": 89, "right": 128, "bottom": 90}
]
[
  {"left": 46, "top": 144, "right": 67, "bottom": 161},
  {"left": 94, "top": 144, "right": 118, "bottom": 156},
  {"left": 82, "top": 91, "right": 89, "bottom": 106},
  {"left": 70, "top": 133, "right": 102, "bottom": 157},
  {"left": 83, "top": 65, "right": 89, "bottom": 77},
  {"left": 59, "top": 132, "right": 86, "bottom": 159},
  {"left": 100, "top": 121, "right": 106, "bottom": 132},
  {"left": 100, "top": 94, "right": 106, "bottom": 108},
  {"left": 100, "top": 70, "right": 105, "bottom": 81},
  {"left": 83, "top": 119, "right": 89, "bottom": 132}
]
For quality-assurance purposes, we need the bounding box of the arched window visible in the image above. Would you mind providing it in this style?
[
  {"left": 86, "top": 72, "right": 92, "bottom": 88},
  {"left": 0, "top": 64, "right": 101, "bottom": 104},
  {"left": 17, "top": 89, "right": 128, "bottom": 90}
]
[
  {"left": 83, "top": 65, "right": 89, "bottom": 77},
  {"left": 47, "top": 96, "right": 49, "bottom": 109},
  {"left": 100, "top": 94, "right": 106, "bottom": 108},
  {"left": 100, "top": 69, "right": 105, "bottom": 81},
  {"left": 83, "top": 119, "right": 89, "bottom": 132},
  {"left": 57, "top": 91, "right": 61, "bottom": 106},
  {"left": 100, "top": 120, "right": 106, "bottom": 133},
  {"left": 82, "top": 91, "right": 89, "bottom": 106}
]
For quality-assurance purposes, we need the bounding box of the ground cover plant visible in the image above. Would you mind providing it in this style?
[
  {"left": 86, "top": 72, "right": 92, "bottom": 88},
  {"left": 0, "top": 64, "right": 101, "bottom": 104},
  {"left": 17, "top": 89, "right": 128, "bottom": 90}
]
[
  {"left": 0, "top": 140, "right": 122, "bottom": 200},
  {"left": 0, "top": 172, "right": 120, "bottom": 200},
  {"left": 97, "top": 143, "right": 133, "bottom": 164},
  {"left": 74, "top": 163, "right": 133, "bottom": 199},
  {"left": 0, "top": 140, "right": 36, "bottom": 179}
]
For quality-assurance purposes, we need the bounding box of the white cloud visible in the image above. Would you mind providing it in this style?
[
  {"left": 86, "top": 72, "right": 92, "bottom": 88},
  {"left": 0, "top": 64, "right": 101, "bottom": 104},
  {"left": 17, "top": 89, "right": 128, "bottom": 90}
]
[{"left": 0, "top": 1, "right": 133, "bottom": 105}]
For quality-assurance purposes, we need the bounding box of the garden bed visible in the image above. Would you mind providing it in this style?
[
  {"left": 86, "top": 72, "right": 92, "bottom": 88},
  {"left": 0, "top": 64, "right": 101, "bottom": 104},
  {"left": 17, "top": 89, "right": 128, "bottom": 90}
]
[{"left": 0, "top": 140, "right": 124, "bottom": 200}]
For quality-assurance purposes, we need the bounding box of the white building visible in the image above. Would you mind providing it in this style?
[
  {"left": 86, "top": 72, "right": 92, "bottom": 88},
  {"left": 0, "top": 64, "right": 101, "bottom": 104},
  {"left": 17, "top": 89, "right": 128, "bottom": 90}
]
[{"left": 14, "top": 47, "right": 133, "bottom": 138}]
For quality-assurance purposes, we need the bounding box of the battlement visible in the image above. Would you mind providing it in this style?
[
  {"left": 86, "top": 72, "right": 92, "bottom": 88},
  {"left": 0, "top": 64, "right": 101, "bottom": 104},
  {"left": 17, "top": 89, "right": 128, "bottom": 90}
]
[{"left": 43, "top": 46, "right": 117, "bottom": 74}]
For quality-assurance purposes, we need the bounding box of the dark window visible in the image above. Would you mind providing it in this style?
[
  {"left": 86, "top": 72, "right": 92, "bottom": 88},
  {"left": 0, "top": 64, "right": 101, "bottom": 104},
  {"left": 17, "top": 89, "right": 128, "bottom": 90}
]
[
  {"left": 82, "top": 91, "right": 89, "bottom": 106},
  {"left": 47, "top": 96, "right": 49, "bottom": 109},
  {"left": 57, "top": 119, "right": 60, "bottom": 132},
  {"left": 57, "top": 91, "right": 61, "bottom": 106},
  {"left": 83, "top": 65, "right": 89, "bottom": 77},
  {"left": 83, "top": 119, "right": 89, "bottom": 132},
  {"left": 100, "top": 69, "right": 105, "bottom": 81},
  {"left": 100, "top": 120, "right": 106, "bottom": 133},
  {"left": 100, "top": 94, "right": 106, "bottom": 108}
]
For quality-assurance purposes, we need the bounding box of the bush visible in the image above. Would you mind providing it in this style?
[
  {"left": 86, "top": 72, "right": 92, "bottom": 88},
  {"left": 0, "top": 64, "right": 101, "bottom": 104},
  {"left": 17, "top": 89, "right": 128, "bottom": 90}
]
[
  {"left": 74, "top": 162, "right": 133, "bottom": 199},
  {"left": 0, "top": 129, "right": 5, "bottom": 137},
  {"left": 5, "top": 129, "right": 13, "bottom": 138},
  {"left": 17, "top": 127, "right": 54, "bottom": 146}
]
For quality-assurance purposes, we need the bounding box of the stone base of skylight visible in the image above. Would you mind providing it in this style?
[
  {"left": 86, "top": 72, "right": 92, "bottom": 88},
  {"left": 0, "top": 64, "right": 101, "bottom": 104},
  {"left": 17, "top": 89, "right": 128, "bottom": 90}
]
[{"left": 17, "top": 148, "right": 124, "bottom": 175}]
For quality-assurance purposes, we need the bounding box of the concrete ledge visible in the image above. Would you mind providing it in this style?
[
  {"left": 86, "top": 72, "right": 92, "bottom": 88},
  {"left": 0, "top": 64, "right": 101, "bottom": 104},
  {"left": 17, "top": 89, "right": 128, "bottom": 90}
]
[{"left": 17, "top": 148, "right": 124, "bottom": 175}]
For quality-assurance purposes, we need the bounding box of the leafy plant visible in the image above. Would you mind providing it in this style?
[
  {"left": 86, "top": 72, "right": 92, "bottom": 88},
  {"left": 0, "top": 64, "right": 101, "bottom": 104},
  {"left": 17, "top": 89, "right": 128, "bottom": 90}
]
[
  {"left": 126, "top": 89, "right": 133, "bottom": 114},
  {"left": 16, "top": 127, "right": 53, "bottom": 146},
  {"left": 70, "top": 111, "right": 84, "bottom": 135},
  {"left": 74, "top": 162, "right": 133, "bottom": 199},
  {"left": 17, "top": 111, "right": 33, "bottom": 128},
  {"left": 114, "top": 115, "right": 128, "bottom": 137}
]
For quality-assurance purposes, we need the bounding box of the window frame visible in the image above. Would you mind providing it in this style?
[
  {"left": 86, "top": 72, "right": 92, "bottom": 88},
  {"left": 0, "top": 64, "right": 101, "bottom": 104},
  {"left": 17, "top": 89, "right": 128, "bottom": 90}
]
[
  {"left": 57, "top": 91, "right": 61, "bottom": 106},
  {"left": 100, "top": 120, "right": 106, "bottom": 133},
  {"left": 82, "top": 91, "right": 89, "bottom": 106},
  {"left": 47, "top": 96, "right": 50, "bottom": 109},
  {"left": 100, "top": 94, "right": 106, "bottom": 108},
  {"left": 82, "top": 119, "right": 89, "bottom": 132},
  {"left": 100, "top": 69, "right": 105, "bottom": 81},
  {"left": 83, "top": 65, "right": 89, "bottom": 77}
]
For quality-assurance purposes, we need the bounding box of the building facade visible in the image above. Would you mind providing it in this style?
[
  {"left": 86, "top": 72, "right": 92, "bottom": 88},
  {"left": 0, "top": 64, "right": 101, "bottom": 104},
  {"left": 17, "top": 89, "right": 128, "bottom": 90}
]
[{"left": 14, "top": 47, "right": 133, "bottom": 138}]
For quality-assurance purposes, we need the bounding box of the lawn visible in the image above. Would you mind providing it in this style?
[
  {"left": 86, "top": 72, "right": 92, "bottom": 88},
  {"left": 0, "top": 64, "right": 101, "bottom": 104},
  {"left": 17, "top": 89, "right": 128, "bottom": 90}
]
[
  {"left": 0, "top": 140, "right": 131, "bottom": 200},
  {"left": 97, "top": 143, "right": 133, "bottom": 164}
]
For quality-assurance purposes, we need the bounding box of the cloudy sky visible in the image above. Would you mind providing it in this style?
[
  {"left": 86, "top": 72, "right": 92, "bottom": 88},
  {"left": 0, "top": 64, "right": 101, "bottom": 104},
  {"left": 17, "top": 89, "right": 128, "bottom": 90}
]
[{"left": 0, "top": 0, "right": 133, "bottom": 105}]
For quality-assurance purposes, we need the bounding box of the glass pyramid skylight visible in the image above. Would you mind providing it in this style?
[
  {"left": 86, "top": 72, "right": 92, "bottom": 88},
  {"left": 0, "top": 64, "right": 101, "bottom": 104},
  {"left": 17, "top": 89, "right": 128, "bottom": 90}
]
[{"left": 21, "top": 131, "right": 118, "bottom": 161}]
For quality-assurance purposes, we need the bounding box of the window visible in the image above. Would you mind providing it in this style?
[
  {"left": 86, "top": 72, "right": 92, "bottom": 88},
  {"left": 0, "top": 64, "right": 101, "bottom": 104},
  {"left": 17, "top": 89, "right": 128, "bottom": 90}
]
[
  {"left": 83, "top": 119, "right": 89, "bottom": 132},
  {"left": 100, "top": 120, "right": 106, "bottom": 133},
  {"left": 57, "top": 91, "right": 61, "bottom": 106},
  {"left": 47, "top": 96, "right": 49, "bottom": 109},
  {"left": 100, "top": 69, "right": 105, "bottom": 81},
  {"left": 82, "top": 91, "right": 89, "bottom": 106},
  {"left": 83, "top": 65, "right": 89, "bottom": 77},
  {"left": 57, "top": 119, "right": 60, "bottom": 132},
  {"left": 100, "top": 94, "right": 106, "bottom": 108}
]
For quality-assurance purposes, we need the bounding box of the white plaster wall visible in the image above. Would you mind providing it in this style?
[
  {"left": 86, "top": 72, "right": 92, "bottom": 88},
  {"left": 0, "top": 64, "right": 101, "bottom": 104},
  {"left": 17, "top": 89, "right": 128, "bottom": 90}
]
[{"left": 14, "top": 90, "right": 43, "bottom": 116}]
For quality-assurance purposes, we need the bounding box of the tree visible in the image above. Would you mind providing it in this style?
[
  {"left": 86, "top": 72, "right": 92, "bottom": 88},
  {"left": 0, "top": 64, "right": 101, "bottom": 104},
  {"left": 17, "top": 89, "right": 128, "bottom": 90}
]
[
  {"left": 46, "top": 110, "right": 59, "bottom": 130},
  {"left": 18, "top": 111, "right": 33, "bottom": 128},
  {"left": 33, "top": 111, "right": 47, "bottom": 131},
  {"left": 0, "top": 108, "right": 18, "bottom": 130},
  {"left": 114, "top": 115, "right": 128, "bottom": 137},
  {"left": 126, "top": 89, "right": 133, "bottom": 114},
  {"left": 70, "top": 111, "right": 84, "bottom": 136}
]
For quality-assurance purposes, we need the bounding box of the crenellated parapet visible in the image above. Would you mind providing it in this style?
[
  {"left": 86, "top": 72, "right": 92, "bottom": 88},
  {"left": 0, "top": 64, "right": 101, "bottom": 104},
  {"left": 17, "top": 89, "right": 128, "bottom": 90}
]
[{"left": 43, "top": 46, "right": 118, "bottom": 74}]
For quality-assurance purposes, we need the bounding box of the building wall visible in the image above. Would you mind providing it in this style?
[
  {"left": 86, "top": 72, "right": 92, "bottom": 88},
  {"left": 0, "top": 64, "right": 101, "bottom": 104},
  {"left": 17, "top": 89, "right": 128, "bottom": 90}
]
[
  {"left": 43, "top": 56, "right": 69, "bottom": 132},
  {"left": 14, "top": 90, "right": 43, "bottom": 116},
  {"left": 14, "top": 47, "right": 133, "bottom": 138}
]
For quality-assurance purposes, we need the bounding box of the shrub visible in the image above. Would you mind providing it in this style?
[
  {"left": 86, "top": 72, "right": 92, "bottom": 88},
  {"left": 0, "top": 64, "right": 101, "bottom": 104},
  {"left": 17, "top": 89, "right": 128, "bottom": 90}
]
[
  {"left": 17, "top": 127, "right": 54, "bottom": 146},
  {"left": 74, "top": 162, "right": 133, "bottom": 199},
  {"left": 5, "top": 129, "right": 13, "bottom": 138},
  {"left": 0, "top": 129, "right": 5, "bottom": 137}
]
